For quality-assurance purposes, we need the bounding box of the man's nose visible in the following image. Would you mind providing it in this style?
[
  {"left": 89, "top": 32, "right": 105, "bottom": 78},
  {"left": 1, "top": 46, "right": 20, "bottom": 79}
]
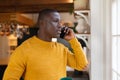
[{"left": 58, "top": 22, "right": 63, "bottom": 28}]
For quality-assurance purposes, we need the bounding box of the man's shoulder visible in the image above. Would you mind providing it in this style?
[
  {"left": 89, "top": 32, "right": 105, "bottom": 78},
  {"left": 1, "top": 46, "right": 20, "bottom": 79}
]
[{"left": 18, "top": 36, "right": 35, "bottom": 47}]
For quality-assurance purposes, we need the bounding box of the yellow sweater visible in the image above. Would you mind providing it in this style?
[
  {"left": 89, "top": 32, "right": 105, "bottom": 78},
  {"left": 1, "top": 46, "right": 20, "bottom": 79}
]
[{"left": 3, "top": 36, "right": 88, "bottom": 80}]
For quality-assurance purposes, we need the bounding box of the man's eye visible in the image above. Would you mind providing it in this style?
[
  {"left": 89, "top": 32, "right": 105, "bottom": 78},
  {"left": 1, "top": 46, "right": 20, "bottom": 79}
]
[
  {"left": 53, "top": 20, "right": 58, "bottom": 22},
  {"left": 52, "top": 19, "right": 59, "bottom": 22}
]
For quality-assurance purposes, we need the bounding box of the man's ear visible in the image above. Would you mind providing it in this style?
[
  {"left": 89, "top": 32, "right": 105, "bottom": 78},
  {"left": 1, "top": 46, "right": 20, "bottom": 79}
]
[
  {"left": 39, "top": 20, "right": 46, "bottom": 26},
  {"left": 37, "top": 20, "right": 43, "bottom": 27}
]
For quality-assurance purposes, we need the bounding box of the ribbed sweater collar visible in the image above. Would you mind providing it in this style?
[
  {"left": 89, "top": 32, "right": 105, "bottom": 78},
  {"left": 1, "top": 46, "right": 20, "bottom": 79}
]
[{"left": 32, "top": 36, "right": 56, "bottom": 47}]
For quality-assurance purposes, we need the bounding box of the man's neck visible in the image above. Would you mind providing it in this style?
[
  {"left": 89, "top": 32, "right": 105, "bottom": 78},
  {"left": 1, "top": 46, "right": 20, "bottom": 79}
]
[{"left": 37, "top": 31, "right": 52, "bottom": 42}]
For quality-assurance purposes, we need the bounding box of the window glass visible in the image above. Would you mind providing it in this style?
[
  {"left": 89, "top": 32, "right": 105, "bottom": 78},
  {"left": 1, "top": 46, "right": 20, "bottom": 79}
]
[{"left": 112, "top": 0, "right": 120, "bottom": 80}]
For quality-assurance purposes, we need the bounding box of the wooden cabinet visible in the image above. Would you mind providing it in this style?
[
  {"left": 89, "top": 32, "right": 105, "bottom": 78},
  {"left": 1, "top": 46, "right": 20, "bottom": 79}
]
[
  {"left": 0, "top": 36, "right": 10, "bottom": 65},
  {"left": 0, "top": 35, "right": 17, "bottom": 65},
  {"left": 0, "top": 13, "right": 35, "bottom": 26}
]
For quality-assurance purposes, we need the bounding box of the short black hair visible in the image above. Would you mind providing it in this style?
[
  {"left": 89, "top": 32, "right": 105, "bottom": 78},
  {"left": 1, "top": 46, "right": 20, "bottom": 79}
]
[
  {"left": 36, "top": 9, "right": 58, "bottom": 28},
  {"left": 37, "top": 9, "right": 58, "bottom": 22}
]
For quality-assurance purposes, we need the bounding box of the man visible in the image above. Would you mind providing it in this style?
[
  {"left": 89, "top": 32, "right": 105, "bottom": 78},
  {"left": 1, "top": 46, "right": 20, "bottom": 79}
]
[{"left": 3, "top": 9, "right": 88, "bottom": 80}]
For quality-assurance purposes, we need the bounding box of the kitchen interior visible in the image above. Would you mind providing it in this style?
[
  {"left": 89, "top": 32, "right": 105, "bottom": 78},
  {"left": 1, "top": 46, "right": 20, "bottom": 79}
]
[
  {"left": 0, "top": 0, "right": 119, "bottom": 80},
  {"left": 0, "top": 0, "right": 91, "bottom": 80}
]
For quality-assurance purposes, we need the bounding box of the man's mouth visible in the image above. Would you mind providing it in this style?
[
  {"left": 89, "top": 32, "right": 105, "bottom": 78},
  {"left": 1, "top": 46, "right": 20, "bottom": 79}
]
[{"left": 57, "top": 30, "right": 61, "bottom": 34}]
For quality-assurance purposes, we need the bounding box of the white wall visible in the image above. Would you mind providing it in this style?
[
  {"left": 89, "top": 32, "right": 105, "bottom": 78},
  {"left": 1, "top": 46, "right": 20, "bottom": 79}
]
[{"left": 90, "top": 0, "right": 112, "bottom": 80}]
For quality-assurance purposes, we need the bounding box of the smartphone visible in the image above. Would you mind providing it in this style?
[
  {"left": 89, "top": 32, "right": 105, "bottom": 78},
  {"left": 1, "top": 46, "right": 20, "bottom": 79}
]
[{"left": 60, "top": 27, "right": 68, "bottom": 38}]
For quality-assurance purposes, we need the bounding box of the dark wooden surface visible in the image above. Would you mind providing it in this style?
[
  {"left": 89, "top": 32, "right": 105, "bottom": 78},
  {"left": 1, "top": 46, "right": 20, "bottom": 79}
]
[
  {"left": 67, "top": 71, "right": 89, "bottom": 80},
  {"left": 0, "top": 0, "right": 74, "bottom": 13}
]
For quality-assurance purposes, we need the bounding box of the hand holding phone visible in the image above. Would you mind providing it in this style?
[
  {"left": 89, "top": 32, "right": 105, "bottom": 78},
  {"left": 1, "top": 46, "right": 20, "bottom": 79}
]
[
  {"left": 60, "top": 27, "right": 68, "bottom": 38},
  {"left": 60, "top": 26, "right": 75, "bottom": 41}
]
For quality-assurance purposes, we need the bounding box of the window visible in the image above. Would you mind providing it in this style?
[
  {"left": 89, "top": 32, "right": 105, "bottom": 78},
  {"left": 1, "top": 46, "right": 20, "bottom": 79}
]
[{"left": 112, "top": 0, "right": 120, "bottom": 80}]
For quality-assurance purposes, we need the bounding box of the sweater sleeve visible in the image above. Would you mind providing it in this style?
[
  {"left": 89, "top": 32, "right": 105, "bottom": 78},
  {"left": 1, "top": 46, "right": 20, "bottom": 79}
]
[
  {"left": 3, "top": 46, "right": 26, "bottom": 80},
  {"left": 66, "top": 38, "right": 88, "bottom": 71}
]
